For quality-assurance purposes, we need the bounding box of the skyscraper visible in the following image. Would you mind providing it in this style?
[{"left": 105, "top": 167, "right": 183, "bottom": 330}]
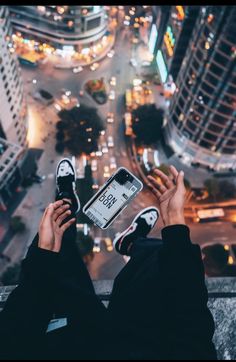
[
  {"left": 8, "top": 6, "right": 108, "bottom": 53},
  {"left": 0, "top": 6, "right": 28, "bottom": 206},
  {"left": 165, "top": 6, "right": 236, "bottom": 171},
  {"left": 0, "top": 6, "right": 28, "bottom": 148}
]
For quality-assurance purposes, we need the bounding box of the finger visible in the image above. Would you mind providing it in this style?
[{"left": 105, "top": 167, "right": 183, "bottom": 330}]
[
  {"left": 60, "top": 218, "right": 76, "bottom": 233},
  {"left": 43, "top": 203, "right": 54, "bottom": 219},
  {"left": 53, "top": 204, "right": 70, "bottom": 222},
  {"left": 169, "top": 165, "right": 179, "bottom": 184},
  {"left": 147, "top": 175, "right": 167, "bottom": 194},
  {"left": 154, "top": 169, "right": 174, "bottom": 189},
  {"left": 176, "top": 170, "right": 185, "bottom": 191},
  {"left": 56, "top": 209, "right": 72, "bottom": 227},
  {"left": 147, "top": 182, "right": 162, "bottom": 198},
  {"left": 52, "top": 200, "right": 64, "bottom": 210}
]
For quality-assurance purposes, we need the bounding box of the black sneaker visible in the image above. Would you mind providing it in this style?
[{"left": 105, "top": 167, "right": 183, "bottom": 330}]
[
  {"left": 56, "top": 158, "right": 80, "bottom": 214},
  {"left": 114, "top": 207, "right": 159, "bottom": 255}
]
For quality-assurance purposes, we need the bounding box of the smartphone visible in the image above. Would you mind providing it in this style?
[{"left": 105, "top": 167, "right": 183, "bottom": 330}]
[{"left": 83, "top": 167, "right": 143, "bottom": 229}]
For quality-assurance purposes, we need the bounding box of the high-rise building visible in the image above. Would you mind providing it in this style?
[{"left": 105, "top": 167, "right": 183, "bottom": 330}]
[
  {"left": 0, "top": 6, "right": 28, "bottom": 206},
  {"left": 165, "top": 6, "right": 236, "bottom": 171},
  {"left": 8, "top": 6, "right": 108, "bottom": 52},
  {"left": 149, "top": 6, "right": 199, "bottom": 87},
  {"left": 0, "top": 6, "right": 28, "bottom": 148}
]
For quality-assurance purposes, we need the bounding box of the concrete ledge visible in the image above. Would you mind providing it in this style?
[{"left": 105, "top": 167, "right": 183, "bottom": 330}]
[{"left": 0, "top": 278, "right": 236, "bottom": 359}]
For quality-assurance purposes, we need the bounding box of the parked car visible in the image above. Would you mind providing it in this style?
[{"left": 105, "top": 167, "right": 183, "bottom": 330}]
[
  {"left": 107, "top": 49, "right": 115, "bottom": 58},
  {"left": 90, "top": 62, "right": 99, "bottom": 71},
  {"left": 101, "top": 142, "right": 108, "bottom": 154},
  {"left": 109, "top": 90, "right": 116, "bottom": 100},
  {"left": 103, "top": 165, "right": 110, "bottom": 178},
  {"left": 33, "top": 89, "right": 54, "bottom": 105},
  {"left": 110, "top": 156, "right": 117, "bottom": 170},
  {"left": 96, "top": 145, "right": 103, "bottom": 157},
  {"left": 73, "top": 66, "right": 83, "bottom": 73},
  {"left": 130, "top": 58, "right": 137, "bottom": 67},
  {"left": 104, "top": 237, "right": 113, "bottom": 252},
  {"left": 110, "top": 76, "right": 116, "bottom": 86},
  {"left": 91, "top": 159, "right": 98, "bottom": 172},
  {"left": 93, "top": 238, "right": 101, "bottom": 253},
  {"left": 201, "top": 242, "right": 236, "bottom": 277},
  {"left": 107, "top": 112, "right": 114, "bottom": 123},
  {"left": 107, "top": 136, "right": 114, "bottom": 148}
]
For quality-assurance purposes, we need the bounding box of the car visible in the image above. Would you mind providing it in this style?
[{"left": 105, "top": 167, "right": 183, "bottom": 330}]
[
  {"left": 33, "top": 89, "right": 54, "bottom": 105},
  {"left": 107, "top": 136, "right": 114, "bottom": 148},
  {"left": 92, "top": 179, "right": 99, "bottom": 190},
  {"left": 110, "top": 156, "right": 117, "bottom": 170},
  {"left": 107, "top": 112, "right": 114, "bottom": 123},
  {"left": 93, "top": 237, "right": 101, "bottom": 253},
  {"left": 91, "top": 159, "right": 98, "bottom": 172},
  {"left": 141, "top": 61, "right": 151, "bottom": 67},
  {"left": 104, "top": 237, "right": 113, "bottom": 252},
  {"left": 101, "top": 142, "right": 108, "bottom": 154},
  {"left": 96, "top": 145, "right": 103, "bottom": 157},
  {"left": 107, "top": 49, "right": 115, "bottom": 58},
  {"left": 109, "top": 90, "right": 116, "bottom": 100},
  {"left": 73, "top": 66, "right": 83, "bottom": 73},
  {"left": 60, "top": 88, "right": 71, "bottom": 96},
  {"left": 110, "top": 76, "right": 116, "bottom": 86},
  {"left": 129, "top": 58, "right": 137, "bottom": 67},
  {"left": 54, "top": 103, "right": 62, "bottom": 111},
  {"left": 104, "top": 165, "right": 110, "bottom": 178},
  {"left": 61, "top": 94, "right": 70, "bottom": 104},
  {"left": 90, "top": 62, "right": 99, "bottom": 71},
  {"left": 132, "top": 37, "right": 139, "bottom": 44},
  {"left": 201, "top": 242, "right": 236, "bottom": 277}
]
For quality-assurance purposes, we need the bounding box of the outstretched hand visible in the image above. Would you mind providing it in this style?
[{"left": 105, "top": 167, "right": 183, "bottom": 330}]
[
  {"left": 38, "top": 200, "right": 76, "bottom": 253},
  {"left": 147, "top": 165, "right": 186, "bottom": 227}
]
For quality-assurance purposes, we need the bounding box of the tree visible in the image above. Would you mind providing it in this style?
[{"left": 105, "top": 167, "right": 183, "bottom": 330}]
[
  {"left": 76, "top": 231, "right": 94, "bottom": 258},
  {"left": 219, "top": 180, "right": 236, "bottom": 200},
  {"left": 1, "top": 263, "right": 21, "bottom": 285},
  {"left": 204, "top": 179, "right": 220, "bottom": 201},
  {"left": 132, "top": 104, "right": 164, "bottom": 145},
  {"left": 55, "top": 142, "right": 65, "bottom": 154},
  {"left": 9, "top": 216, "right": 26, "bottom": 233},
  {"left": 204, "top": 178, "right": 236, "bottom": 201},
  {"left": 56, "top": 105, "right": 105, "bottom": 156}
]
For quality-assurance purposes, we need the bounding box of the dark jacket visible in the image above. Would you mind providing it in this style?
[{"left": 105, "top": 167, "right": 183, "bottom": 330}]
[{"left": 0, "top": 225, "right": 217, "bottom": 360}]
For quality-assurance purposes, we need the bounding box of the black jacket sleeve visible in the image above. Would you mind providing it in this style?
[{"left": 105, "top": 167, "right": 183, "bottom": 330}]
[
  {"left": 0, "top": 247, "right": 60, "bottom": 360},
  {"left": 159, "top": 225, "right": 217, "bottom": 360}
]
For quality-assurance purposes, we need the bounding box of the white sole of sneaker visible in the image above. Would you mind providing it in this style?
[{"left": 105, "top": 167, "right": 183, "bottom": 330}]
[
  {"left": 56, "top": 158, "right": 81, "bottom": 213},
  {"left": 113, "top": 206, "right": 160, "bottom": 247}
]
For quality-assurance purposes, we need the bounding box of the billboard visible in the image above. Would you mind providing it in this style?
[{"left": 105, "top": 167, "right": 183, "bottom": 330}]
[
  {"left": 156, "top": 50, "right": 168, "bottom": 83},
  {"left": 148, "top": 24, "right": 158, "bottom": 54}
]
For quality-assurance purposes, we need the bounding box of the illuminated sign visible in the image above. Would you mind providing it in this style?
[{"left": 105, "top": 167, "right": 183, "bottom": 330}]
[
  {"left": 164, "top": 25, "right": 175, "bottom": 57},
  {"left": 176, "top": 6, "right": 185, "bottom": 20},
  {"left": 148, "top": 24, "right": 158, "bottom": 54},
  {"left": 156, "top": 50, "right": 168, "bottom": 83}
]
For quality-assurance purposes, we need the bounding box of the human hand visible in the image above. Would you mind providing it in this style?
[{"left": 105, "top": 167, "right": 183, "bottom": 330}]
[
  {"left": 38, "top": 200, "right": 76, "bottom": 253},
  {"left": 147, "top": 165, "right": 186, "bottom": 227}
]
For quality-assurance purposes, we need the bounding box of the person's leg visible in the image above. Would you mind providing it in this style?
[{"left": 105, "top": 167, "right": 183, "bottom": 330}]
[{"left": 113, "top": 206, "right": 160, "bottom": 256}]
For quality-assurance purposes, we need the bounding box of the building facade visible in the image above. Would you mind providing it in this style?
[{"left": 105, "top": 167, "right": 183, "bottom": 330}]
[
  {"left": 165, "top": 6, "right": 236, "bottom": 171},
  {"left": 0, "top": 6, "right": 28, "bottom": 148},
  {"left": 8, "top": 6, "right": 108, "bottom": 52},
  {"left": 151, "top": 6, "right": 199, "bottom": 84},
  {"left": 0, "top": 6, "right": 28, "bottom": 206}
]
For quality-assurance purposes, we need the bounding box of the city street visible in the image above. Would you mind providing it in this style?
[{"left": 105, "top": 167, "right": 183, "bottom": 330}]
[{"left": 1, "top": 11, "right": 236, "bottom": 281}]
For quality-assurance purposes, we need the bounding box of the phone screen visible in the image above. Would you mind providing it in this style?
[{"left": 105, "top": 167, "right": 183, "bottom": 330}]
[{"left": 83, "top": 168, "right": 142, "bottom": 228}]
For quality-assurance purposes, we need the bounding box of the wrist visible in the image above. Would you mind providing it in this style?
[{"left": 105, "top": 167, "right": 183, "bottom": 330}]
[{"left": 166, "top": 211, "right": 186, "bottom": 226}]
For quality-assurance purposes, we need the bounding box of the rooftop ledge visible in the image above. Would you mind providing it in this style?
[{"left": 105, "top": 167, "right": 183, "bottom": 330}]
[{"left": 0, "top": 278, "right": 236, "bottom": 360}]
